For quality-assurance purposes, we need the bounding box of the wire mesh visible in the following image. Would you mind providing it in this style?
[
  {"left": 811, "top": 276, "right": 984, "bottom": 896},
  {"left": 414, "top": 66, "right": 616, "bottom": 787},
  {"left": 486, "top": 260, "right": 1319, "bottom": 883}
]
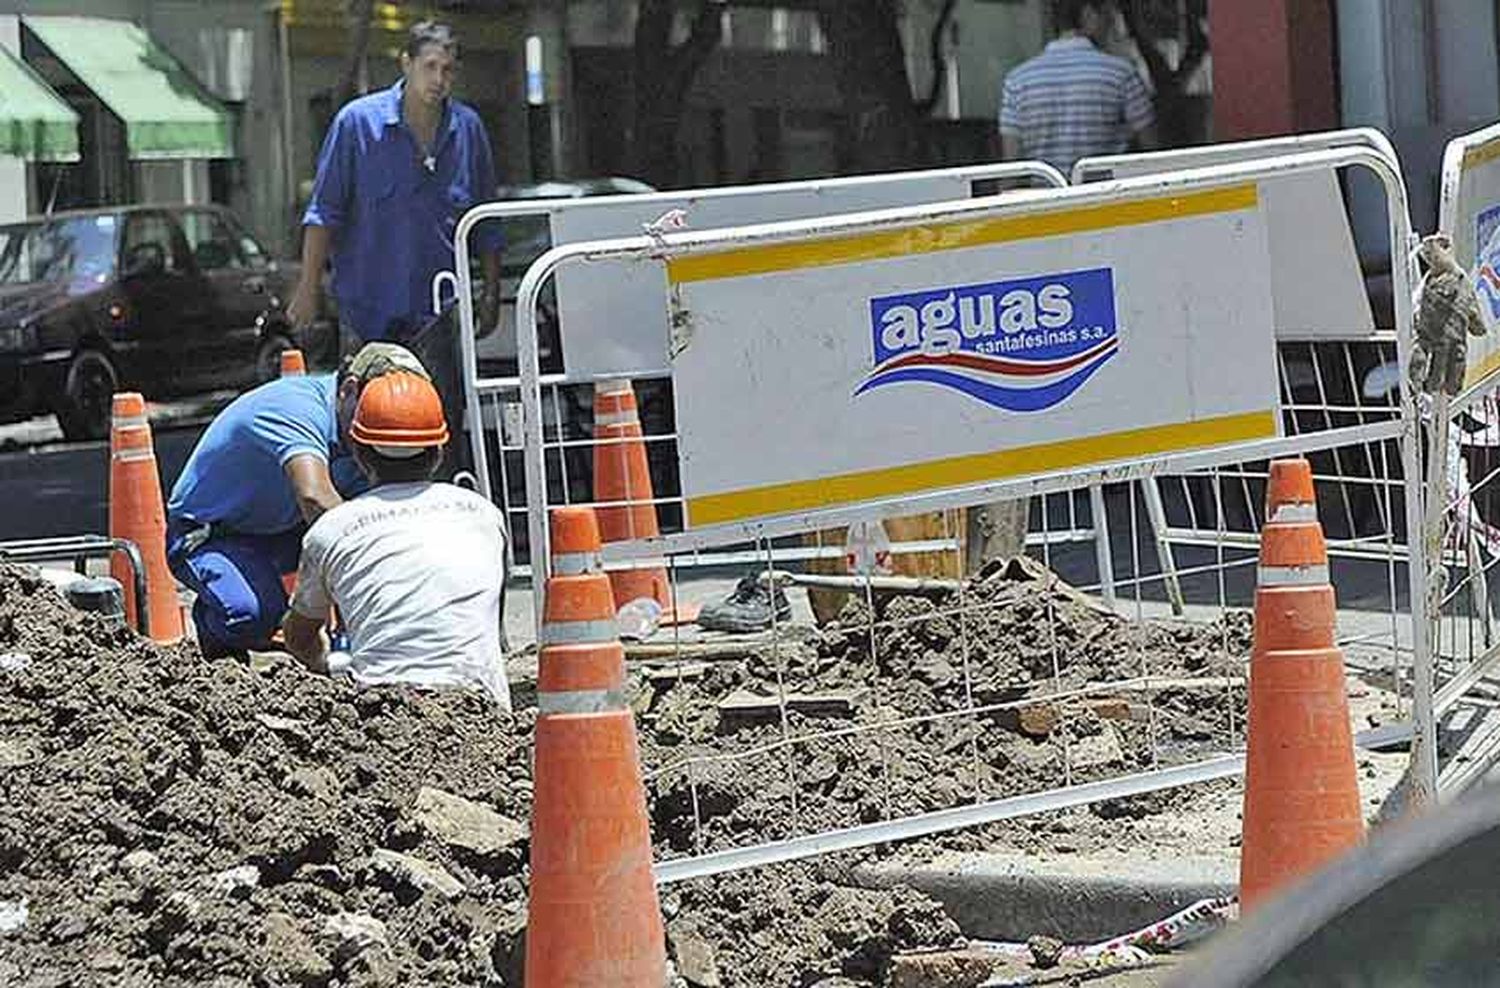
[{"left": 469, "top": 336, "right": 1421, "bottom": 876}]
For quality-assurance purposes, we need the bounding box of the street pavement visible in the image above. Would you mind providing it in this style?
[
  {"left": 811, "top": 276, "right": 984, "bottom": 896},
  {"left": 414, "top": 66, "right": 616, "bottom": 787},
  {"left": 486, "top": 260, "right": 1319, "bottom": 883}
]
[{"left": 0, "top": 401, "right": 222, "bottom": 542}]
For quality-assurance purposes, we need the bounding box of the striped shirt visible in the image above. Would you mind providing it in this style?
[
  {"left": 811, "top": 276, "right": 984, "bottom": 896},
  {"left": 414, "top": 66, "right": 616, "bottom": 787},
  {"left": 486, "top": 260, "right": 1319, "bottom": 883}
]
[{"left": 999, "top": 37, "right": 1154, "bottom": 174}]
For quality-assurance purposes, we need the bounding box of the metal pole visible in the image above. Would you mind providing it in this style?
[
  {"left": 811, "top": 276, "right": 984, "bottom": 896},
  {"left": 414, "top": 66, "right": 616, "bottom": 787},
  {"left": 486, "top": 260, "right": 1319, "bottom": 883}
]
[
  {"left": 1090, "top": 483, "right": 1116, "bottom": 608},
  {"left": 514, "top": 248, "right": 569, "bottom": 634},
  {"left": 1394, "top": 243, "right": 1438, "bottom": 810},
  {"left": 1141, "top": 478, "right": 1185, "bottom": 615}
]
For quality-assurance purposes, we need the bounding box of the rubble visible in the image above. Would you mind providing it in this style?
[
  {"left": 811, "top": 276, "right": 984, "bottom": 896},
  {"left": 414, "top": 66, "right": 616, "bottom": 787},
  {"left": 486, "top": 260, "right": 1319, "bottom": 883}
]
[
  {"left": 410, "top": 786, "right": 528, "bottom": 862},
  {"left": 0, "top": 900, "right": 27, "bottom": 936},
  {"left": 368, "top": 849, "right": 466, "bottom": 901},
  {"left": 0, "top": 557, "right": 1252, "bottom": 986}
]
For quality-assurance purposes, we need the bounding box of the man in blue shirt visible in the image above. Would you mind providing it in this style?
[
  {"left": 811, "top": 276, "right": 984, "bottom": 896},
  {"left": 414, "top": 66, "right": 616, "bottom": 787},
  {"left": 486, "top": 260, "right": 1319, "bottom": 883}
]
[
  {"left": 166, "top": 343, "right": 428, "bottom": 656},
  {"left": 287, "top": 20, "right": 503, "bottom": 446}
]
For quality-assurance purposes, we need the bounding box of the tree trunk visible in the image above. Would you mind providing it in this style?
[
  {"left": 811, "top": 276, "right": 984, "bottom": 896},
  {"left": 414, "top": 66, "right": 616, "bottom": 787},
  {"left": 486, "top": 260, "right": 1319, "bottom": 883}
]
[
  {"left": 816, "top": 0, "right": 929, "bottom": 173},
  {"left": 631, "top": 73, "right": 687, "bottom": 188},
  {"left": 335, "top": 0, "right": 375, "bottom": 109},
  {"left": 631, "top": 0, "right": 723, "bottom": 189},
  {"left": 1122, "top": 0, "right": 1209, "bottom": 147}
]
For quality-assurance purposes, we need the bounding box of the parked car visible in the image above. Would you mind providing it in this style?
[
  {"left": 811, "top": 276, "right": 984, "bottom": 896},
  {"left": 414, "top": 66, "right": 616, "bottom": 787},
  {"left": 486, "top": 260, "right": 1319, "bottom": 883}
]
[
  {"left": 1172, "top": 782, "right": 1500, "bottom": 986},
  {"left": 0, "top": 204, "right": 316, "bottom": 441}
]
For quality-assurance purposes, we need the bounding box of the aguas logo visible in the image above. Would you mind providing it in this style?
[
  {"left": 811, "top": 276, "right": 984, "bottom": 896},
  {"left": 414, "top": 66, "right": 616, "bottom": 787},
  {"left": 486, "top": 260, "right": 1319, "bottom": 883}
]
[
  {"left": 1475, "top": 204, "right": 1500, "bottom": 326},
  {"left": 856, "top": 267, "right": 1119, "bottom": 412}
]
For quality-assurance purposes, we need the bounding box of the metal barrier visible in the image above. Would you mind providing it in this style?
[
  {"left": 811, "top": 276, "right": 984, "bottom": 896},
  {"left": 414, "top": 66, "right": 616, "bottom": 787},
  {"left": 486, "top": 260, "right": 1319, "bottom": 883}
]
[
  {"left": 1425, "top": 121, "right": 1500, "bottom": 798},
  {"left": 448, "top": 162, "right": 1068, "bottom": 575},
  {"left": 1058, "top": 131, "right": 1405, "bottom": 615},
  {"left": 486, "top": 144, "right": 1433, "bottom": 880},
  {"left": 0, "top": 534, "right": 149, "bottom": 634}
]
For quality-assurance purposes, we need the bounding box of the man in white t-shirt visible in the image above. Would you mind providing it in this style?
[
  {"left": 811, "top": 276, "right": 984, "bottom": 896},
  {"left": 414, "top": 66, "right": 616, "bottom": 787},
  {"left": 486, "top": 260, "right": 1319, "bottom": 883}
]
[{"left": 282, "top": 371, "right": 511, "bottom": 708}]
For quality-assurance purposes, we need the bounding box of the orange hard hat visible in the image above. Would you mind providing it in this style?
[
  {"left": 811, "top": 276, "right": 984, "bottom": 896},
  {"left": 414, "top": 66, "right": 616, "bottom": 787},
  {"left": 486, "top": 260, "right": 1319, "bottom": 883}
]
[{"left": 351, "top": 371, "right": 449, "bottom": 454}]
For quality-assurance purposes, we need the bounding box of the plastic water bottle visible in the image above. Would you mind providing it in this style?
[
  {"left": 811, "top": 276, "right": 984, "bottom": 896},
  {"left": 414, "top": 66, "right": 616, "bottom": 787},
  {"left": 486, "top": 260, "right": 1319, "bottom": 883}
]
[{"left": 615, "top": 598, "right": 663, "bottom": 641}]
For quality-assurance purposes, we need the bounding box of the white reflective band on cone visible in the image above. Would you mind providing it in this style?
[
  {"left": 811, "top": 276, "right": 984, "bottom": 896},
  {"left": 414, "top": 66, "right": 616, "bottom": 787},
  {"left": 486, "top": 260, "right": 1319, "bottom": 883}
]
[
  {"left": 111, "top": 447, "right": 155, "bottom": 463},
  {"left": 595, "top": 410, "right": 640, "bottom": 427},
  {"left": 537, "top": 688, "right": 626, "bottom": 715},
  {"left": 551, "top": 551, "right": 603, "bottom": 576},
  {"left": 1257, "top": 564, "right": 1330, "bottom": 586},
  {"left": 540, "top": 618, "right": 618, "bottom": 646},
  {"left": 112, "top": 415, "right": 149, "bottom": 430},
  {"left": 1268, "top": 504, "right": 1318, "bottom": 523}
]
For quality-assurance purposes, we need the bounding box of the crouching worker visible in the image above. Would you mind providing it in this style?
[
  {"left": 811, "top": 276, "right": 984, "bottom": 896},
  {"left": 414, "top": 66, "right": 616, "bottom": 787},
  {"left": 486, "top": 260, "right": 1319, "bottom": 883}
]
[
  {"left": 167, "top": 343, "right": 429, "bottom": 656},
  {"left": 282, "top": 372, "right": 511, "bottom": 708}
]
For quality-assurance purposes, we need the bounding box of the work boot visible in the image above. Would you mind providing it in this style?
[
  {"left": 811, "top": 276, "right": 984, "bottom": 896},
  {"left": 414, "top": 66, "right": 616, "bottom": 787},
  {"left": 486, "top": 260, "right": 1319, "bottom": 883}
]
[{"left": 697, "top": 574, "right": 792, "bottom": 634}]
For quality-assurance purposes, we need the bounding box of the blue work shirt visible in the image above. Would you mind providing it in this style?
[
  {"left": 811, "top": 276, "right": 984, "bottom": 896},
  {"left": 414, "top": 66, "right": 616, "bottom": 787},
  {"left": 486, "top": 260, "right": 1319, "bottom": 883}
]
[
  {"left": 302, "top": 79, "right": 503, "bottom": 342},
  {"left": 167, "top": 375, "right": 367, "bottom": 536}
]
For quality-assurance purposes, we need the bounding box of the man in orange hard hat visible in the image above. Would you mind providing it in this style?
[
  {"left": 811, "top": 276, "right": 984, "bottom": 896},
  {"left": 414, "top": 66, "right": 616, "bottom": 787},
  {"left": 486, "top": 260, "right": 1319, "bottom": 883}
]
[
  {"left": 281, "top": 371, "right": 511, "bottom": 707},
  {"left": 167, "top": 342, "right": 428, "bottom": 656}
]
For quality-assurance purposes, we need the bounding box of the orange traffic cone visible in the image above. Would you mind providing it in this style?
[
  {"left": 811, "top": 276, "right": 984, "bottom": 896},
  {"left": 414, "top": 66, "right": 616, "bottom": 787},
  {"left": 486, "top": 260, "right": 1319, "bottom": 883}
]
[
  {"left": 526, "top": 506, "right": 666, "bottom": 986},
  {"left": 279, "top": 349, "right": 306, "bottom": 377},
  {"left": 1239, "top": 458, "right": 1363, "bottom": 911},
  {"left": 109, "top": 393, "right": 184, "bottom": 644},
  {"left": 593, "top": 380, "right": 671, "bottom": 613}
]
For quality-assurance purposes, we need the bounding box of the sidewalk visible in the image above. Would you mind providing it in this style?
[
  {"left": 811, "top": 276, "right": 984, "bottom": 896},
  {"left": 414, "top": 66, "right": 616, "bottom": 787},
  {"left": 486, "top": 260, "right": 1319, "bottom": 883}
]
[{"left": 0, "top": 392, "right": 235, "bottom": 451}]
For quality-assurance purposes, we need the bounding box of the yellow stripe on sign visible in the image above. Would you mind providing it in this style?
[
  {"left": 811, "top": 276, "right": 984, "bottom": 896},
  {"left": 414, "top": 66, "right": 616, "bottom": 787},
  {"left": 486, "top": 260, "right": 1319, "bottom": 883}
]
[
  {"left": 1463, "top": 141, "right": 1500, "bottom": 171},
  {"left": 685, "top": 410, "right": 1278, "bottom": 527},
  {"left": 667, "top": 184, "right": 1259, "bottom": 284},
  {"left": 1465, "top": 346, "right": 1500, "bottom": 391}
]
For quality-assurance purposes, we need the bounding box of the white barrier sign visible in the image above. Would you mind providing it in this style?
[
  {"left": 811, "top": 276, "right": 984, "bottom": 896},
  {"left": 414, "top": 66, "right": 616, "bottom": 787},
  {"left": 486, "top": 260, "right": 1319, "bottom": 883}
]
[
  {"left": 548, "top": 169, "right": 1029, "bottom": 377},
  {"left": 1439, "top": 126, "right": 1500, "bottom": 390},
  {"left": 1078, "top": 143, "right": 1375, "bottom": 340},
  {"left": 667, "top": 184, "right": 1281, "bottom": 529}
]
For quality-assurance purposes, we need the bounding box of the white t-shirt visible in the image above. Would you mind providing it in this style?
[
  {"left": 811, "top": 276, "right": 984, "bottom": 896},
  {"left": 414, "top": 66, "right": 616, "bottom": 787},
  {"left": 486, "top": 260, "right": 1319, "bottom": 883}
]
[{"left": 291, "top": 482, "right": 511, "bottom": 709}]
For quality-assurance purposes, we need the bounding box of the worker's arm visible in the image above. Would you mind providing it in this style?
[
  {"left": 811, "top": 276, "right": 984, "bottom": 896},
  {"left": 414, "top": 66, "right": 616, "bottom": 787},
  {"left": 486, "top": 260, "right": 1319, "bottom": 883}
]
[
  {"left": 282, "top": 609, "right": 330, "bottom": 674},
  {"left": 1000, "top": 132, "right": 1023, "bottom": 162},
  {"left": 478, "top": 248, "right": 503, "bottom": 339},
  {"left": 288, "top": 226, "right": 332, "bottom": 331},
  {"left": 290, "top": 108, "right": 356, "bottom": 331},
  {"left": 283, "top": 453, "right": 343, "bottom": 525}
]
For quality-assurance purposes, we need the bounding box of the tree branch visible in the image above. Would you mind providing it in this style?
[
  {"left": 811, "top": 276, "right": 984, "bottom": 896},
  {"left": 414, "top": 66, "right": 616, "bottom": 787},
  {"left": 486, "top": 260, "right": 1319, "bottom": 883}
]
[
  {"left": 915, "top": 0, "right": 960, "bottom": 117},
  {"left": 669, "top": 0, "right": 725, "bottom": 100},
  {"left": 335, "top": 0, "right": 375, "bottom": 108},
  {"left": 1172, "top": 1, "right": 1209, "bottom": 88},
  {"left": 1120, "top": 0, "right": 1172, "bottom": 95}
]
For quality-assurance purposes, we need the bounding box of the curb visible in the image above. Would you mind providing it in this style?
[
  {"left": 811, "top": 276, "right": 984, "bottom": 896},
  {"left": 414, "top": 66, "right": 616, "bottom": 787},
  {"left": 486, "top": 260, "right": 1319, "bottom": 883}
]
[{"left": 849, "top": 849, "right": 1237, "bottom": 943}]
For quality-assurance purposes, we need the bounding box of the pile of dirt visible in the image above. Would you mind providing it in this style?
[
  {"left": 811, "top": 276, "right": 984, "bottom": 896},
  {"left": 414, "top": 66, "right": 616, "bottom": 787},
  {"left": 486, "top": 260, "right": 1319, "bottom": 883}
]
[
  {"left": 640, "top": 556, "right": 1252, "bottom": 858},
  {"left": 0, "top": 564, "right": 964, "bottom": 988},
  {"left": 0, "top": 555, "right": 1252, "bottom": 986},
  {"left": 664, "top": 865, "right": 963, "bottom": 987}
]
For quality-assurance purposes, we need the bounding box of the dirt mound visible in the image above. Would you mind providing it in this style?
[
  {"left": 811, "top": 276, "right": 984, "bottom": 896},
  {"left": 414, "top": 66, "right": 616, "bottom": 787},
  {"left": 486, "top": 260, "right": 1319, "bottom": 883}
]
[
  {"left": 0, "top": 555, "right": 1252, "bottom": 986},
  {"left": 0, "top": 564, "right": 965, "bottom": 987},
  {"left": 641, "top": 557, "right": 1251, "bottom": 858},
  {"left": 0, "top": 564, "right": 534, "bottom": 987}
]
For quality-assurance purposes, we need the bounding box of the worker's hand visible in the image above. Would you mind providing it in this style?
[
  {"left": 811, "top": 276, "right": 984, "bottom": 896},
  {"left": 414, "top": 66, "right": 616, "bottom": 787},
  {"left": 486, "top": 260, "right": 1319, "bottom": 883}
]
[
  {"left": 477, "top": 285, "right": 501, "bottom": 340},
  {"left": 287, "top": 277, "right": 321, "bottom": 332}
]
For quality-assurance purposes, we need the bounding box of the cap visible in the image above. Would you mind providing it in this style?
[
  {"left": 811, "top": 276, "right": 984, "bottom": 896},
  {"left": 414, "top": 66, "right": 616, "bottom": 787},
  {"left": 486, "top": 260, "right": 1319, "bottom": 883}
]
[{"left": 344, "top": 342, "right": 429, "bottom": 388}]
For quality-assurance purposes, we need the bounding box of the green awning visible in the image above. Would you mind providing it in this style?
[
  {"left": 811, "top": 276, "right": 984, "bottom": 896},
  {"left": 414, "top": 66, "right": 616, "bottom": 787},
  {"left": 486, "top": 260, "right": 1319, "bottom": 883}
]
[
  {"left": 24, "top": 16, "right": 233, "bottom": 160},
  {"left": 0, "top": 44, "right": 78, "bottom": 161}
]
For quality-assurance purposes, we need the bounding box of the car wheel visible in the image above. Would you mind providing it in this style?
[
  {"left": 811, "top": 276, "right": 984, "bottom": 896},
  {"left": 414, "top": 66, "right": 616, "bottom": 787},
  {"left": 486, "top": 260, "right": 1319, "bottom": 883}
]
[
  {"left": 254, "top": 333, "right": 295, "bottom": 383},
  {"left": 56, "top": 348, "right": 119, "bottom": 442}
]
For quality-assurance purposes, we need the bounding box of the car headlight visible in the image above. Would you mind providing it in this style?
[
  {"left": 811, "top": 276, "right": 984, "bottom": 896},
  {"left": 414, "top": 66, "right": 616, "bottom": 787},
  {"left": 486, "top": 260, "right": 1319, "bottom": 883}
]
[{"left": 0, "top": 324, "right": 39, "bottom": 353}]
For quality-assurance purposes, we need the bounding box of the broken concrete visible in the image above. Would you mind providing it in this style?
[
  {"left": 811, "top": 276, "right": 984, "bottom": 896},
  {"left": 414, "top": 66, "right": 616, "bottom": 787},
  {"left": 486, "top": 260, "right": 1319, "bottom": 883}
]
[
  {"left": 411, "top": 786, "right": 528, "bottom": 861},
  {"left": 368, "top": 849, "right": 465, "bottom": 901},
  {"left": 851, "top": 850, "right": 1237, "bottom": 943}
]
